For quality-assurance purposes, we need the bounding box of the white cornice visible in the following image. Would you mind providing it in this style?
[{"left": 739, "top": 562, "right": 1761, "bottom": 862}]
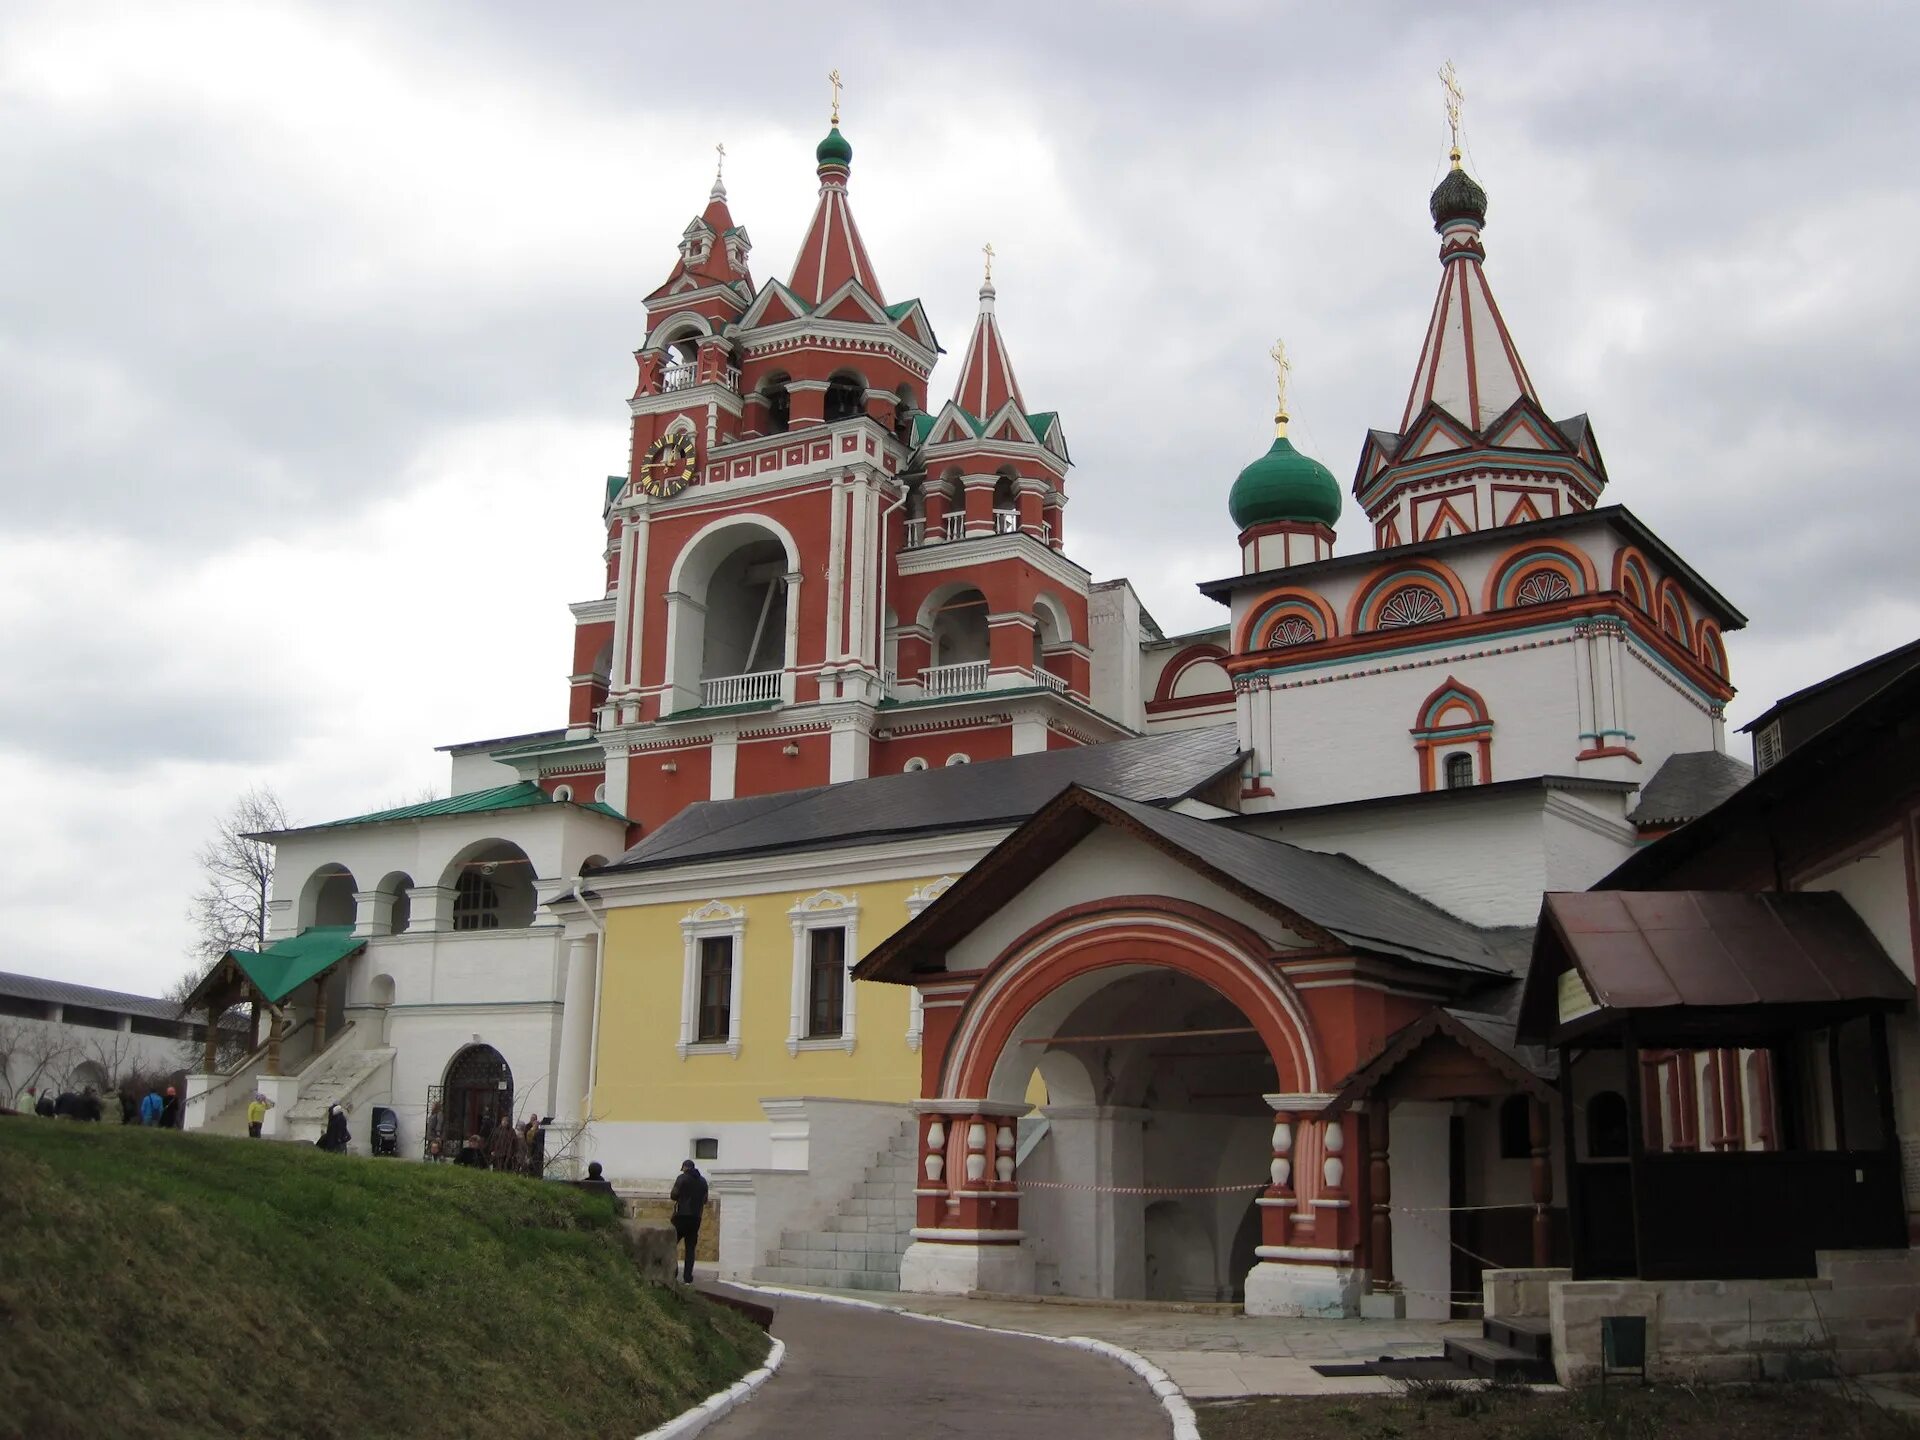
[
  {"left": 628, "top": 387, "right": 745, "bottom": 420},
  {"left": 582, "top": 830, "right": 1007, "bottom": 909},
  {"left": 897, "top": 530, "right": 1090, "bottom": 592},
  {"left": 569, "top": 598, "right": 616, "bottom": 623}
]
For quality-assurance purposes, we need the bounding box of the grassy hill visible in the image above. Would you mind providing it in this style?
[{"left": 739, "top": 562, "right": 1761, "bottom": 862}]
[{"left": 0, "top": 1118, "right": 769, "bottom": 1440}]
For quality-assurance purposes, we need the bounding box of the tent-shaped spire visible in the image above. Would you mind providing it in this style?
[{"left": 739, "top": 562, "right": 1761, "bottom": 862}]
[
  {"left": 651, "top": 150, "right": 752, "bottom": 297},
  {"left": 787, "top": 124, "right": 885, "bottom": 305},
  {"left": 948, "top": 254, "right": 1025, "bottom": 418},
  {"left": 1399, "top": 156, "right": 1537, "bottom": 434}
]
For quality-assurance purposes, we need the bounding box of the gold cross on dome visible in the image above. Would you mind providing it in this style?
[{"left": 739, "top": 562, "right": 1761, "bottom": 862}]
[
  {"left": 829, "top": 69, "right": 843, "bottom": 125},
  {"left": 1269, "top": 338, "right": 1291, "bottom": 420},
  {"left": 982, "top": 241, "right": 995, "bottom": 284},
  {"left": 1440, "top": 59, "right": 1464, "bottom": 164}
]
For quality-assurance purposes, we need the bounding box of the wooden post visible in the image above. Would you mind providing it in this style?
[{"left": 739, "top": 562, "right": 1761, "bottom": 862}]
[
  {"left": 202, "top": 1004, "right": 219, "bottom": 1073},
  {"left": 247, "top": 1001, "right": 261, "bottom": 1055},
  {"left": 267, "top": 1012, "right": 284, "bottom": 1077},
  {"left": 1529, "top": 1097, "right": 1553, "bottom": 1268},
  {"left": 313, "top": 973, "right": 329, "bottom": 1050},
  {"left": 1370, "top": 1102, "right": 1393, "bottom": 1288}
]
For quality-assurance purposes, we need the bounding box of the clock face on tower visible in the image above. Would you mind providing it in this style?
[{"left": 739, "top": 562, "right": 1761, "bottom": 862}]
[{"left": 638, "top": 431, "right": 698, "bottom": 498}]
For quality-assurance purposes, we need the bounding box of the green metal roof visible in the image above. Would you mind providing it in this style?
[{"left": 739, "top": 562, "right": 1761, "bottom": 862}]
[
  {"left": 605, "top": 474, "right": 626, "bottom": 507},
  {"left": 232, "top": 927, "right": 365, "bottom": 1005},
  {"left": 884, "top": 299, "right": 920, "bottom": 320},
  {"left": 299, "top": 782, "right": 626, "bottom": 832}
]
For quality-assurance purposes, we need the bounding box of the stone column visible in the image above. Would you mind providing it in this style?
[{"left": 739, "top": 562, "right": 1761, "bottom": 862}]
[
  {"left": 921, "top": 480, "right": 951, "bottom": 544},
  {"left": 407, "top": 885, "right": 456, "bottom": 934},
  {"left": 1370, "top": 1103, "right": 1393, "bottom": 1288},
  {"left": 1016, "top": 478, "right": 1047, "bottom": 537},
  {"left": 202, "top": 1005, "right": 220, "bottom": 1073},
  {"left": 1245, "top": 1093, "right": 1361, "bottom": 1318},
  {"left": 312, "top": 973, "right": 330, "bottom": 1050},
  {"left": 1043, "top": 491, "right": 1066, "bottom": 550},
  {"left": 266, "top": 1011, "right": 285, "bottom": 1077},
  {"left": 553, "top": 933, "right": 599, "bottom": 1125}
]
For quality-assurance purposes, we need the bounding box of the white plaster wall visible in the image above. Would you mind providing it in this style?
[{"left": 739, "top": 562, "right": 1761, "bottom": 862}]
[
  {"left": 1618, "top": 641, "right": 1723, "bottom": 774},
  {"left": 1088, "top": 582, "right": 1146, "bottom": 730},
  {"left": 1802, "top": 844, "right": 1915, "bottom": 980},
  {"left": 1244, "top": 635, "right": 1589, "bottom": 810},
  {"left": 1540, "top": 794, "right": 1640, "bottom": 895},
  {"left": 377, "top": 1001, "right": 565, "bottom": 1162},
  {"left": 0, "top": 1013, "right": 191, "bottom": 1106},
  {"left": 591, "top": 1119, "right": 774, "bottom": 1182},
  {"left": 448, "top": 749, "right": 523, "bottom": 796},
  {"left": 1391, "top": 1102, "right": 1452, "bottom": 1319},
  {"left": 941, "top": 826, "right": 1316, "bottom": 977}
]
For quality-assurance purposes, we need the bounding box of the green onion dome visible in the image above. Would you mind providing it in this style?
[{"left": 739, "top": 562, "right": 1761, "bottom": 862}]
[
  {"left": 816, "top": 126, "right": 853, "bottom": 168},
  {"left": 1430, "top": 163, "right": 1488, "bottom": 228},
  {"left": 1228, "top": 430, "right": 1342, "bottom": 531}
]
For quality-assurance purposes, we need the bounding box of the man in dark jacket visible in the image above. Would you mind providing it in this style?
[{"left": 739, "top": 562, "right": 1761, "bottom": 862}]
[
  {"left": 32, "top": 1090, "right": 55, "bottom": 1118},
  {"left": 669, "top": 1159, "right": 709, "bottom": 1284},
  {"left": 159, "top": 1087, "right": 180, "bottom": 1130}
]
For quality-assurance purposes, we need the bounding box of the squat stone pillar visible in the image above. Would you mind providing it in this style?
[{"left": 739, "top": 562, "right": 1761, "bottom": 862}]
[
  {"left": 202, "top": 1004, "right": 220, "bottom": 1073},
  {"left": 1245, "top": 1092, "right": 1362, "bottom": 1318},
  {"left": 899, "top": 1098, "right": 1034, "bottom": 1298},
  {"left": 961, "top": 475, "right": 996, "bottom": 537},
  {"left": 1530, "top": 1098, "right": 1554, "bottom": 1268},
  {"left": 266, "top": 1011, "right": 285, "bottom": 1077}
]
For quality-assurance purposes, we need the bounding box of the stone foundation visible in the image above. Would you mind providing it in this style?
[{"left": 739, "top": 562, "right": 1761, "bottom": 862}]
[
  {"left": 1244, "top": 1258, "right": 1364, "bottom": 1317},
  {"left": 1483, "top": 1266, "right": 1572, "bottom": 1320},
  {"left": 1547, "top": 1249, "right": 1920, "bottom": 1386},
  {"left": 899, "top": 1239, "right": 1036, "bottom": 1296}
]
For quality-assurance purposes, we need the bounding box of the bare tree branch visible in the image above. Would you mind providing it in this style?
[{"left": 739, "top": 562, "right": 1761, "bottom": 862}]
[{"left": 186, "top": 785, "right": 289, "bottom": 964}]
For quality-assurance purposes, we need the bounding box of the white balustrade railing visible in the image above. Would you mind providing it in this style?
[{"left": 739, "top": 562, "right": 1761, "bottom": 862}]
[
  {"left": 660, "top": 360, "right": 698, "bottom": 392},
  {"left": 994, "top": 509, "right": 1020, "bottom": 535},
  {"left": 701, "top": 670, "right": 781, "bottom": 707},
  {"left": 943, "top": 511, "right": 966, "bottom": 540},
  {"left": 1031, "top": 667, "right": 1068, "bottom": 693},
  {"left": 904, "top": 518, "right": 926, "bottom": 547},
  {"left": 919, "top": 660, "right": 990, "bottom": 698}
]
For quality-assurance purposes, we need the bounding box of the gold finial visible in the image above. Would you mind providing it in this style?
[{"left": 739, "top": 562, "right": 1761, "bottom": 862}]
[
  {"left": 1269, "top": 339, "right": 1292, "bottom": 437},
  {"left": 829, "top": 68, "right": 843, "bottom": 126},
  {"left": 982, "top": 241, "right": 995, "bottom": 286},
  {"left": 1439, "top": 59, "right": 1464, "bottom": 168}
]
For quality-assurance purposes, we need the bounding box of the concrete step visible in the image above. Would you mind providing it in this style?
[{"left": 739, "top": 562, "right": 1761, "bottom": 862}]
[
  {"left": 1485, "top": 1316, "right": 1553, "bottom": 1362},
  {"left": 1443, "top": 1336, "right": 1555, "bottom": 1384},
  {"left": 751, "top": 1264, "right": 901, "bottom": 1292}
]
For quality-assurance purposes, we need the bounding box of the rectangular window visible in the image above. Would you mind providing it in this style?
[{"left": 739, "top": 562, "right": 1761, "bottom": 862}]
[
  {"left": 806, "top": 926, "right": 847, "bottom": 1039},
  {"left": 697, "top": 935, "right": 733, "bottom": 1043},
  {"left": 692, "top": 1136, "right": 719, "bottom": 1161}
]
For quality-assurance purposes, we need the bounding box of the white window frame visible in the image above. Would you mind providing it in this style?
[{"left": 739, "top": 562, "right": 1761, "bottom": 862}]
[
  {"left": 680, "top": 900, "right": 746, "bottom": 1059},
  {"left": 901, "top": 877, "right": 957, "bottom": 1050},
  {"left": 787, "top": 890, "right": 860, "bottom": 1055}
]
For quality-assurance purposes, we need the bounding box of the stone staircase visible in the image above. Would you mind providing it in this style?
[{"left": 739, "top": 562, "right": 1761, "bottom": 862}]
[
  {"left": 751, "top": 1118, "right": 917, "bottom": 1291},
  {"left": 284, "top": 1028, "right": 396, "bottom": 1147}
]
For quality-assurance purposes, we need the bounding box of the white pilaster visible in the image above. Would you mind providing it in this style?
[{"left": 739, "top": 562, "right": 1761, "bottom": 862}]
[
  {"left": 553, "top": 933, "right": 598, "bottom": 1124},
  {"left": 711, "top": 733, "right": 738, "bottom": 800}
]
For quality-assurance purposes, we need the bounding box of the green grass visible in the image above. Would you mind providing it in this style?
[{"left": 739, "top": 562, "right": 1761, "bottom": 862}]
[{"left": 0, "top": 1118, "right": 770, "bottom": 1440}]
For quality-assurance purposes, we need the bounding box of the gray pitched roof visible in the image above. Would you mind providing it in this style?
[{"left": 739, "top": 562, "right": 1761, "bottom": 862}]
[
  {"left": 1629, "top": 749, "right": 1753, "bottom": 826},
  {"left": 601, "top": 725, "right": 1243, "bottom": 875},
  {"left": 0, "top": 970, "right": 194, "bottom": 1025},
  {"left": 1086, "top": 791, "right": 1509, "bottom": 975}
]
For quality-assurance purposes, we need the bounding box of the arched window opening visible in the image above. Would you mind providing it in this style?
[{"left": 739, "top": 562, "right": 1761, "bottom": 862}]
[
  {"left": 701, "top": 536, "right": 789, "bottom": 684},
  {"left": 760, "top": 374, "right": 791, "bottom": 434},
  {"left": 552, "top": 784, "right": 572, "bottom": 803},
  {"left": 992, "top": 473, "right": 1019, "bottom": 534},
  {"left": 661, "top": 330, "right": 701, "bottom": 391},
  {"left": 824, "top": 373, "right": 865, "bottom": 423},
  {"left": 438, "top": 1043, "right": 513, "bottom": 1149},
  {"left": 1661, "top": 604, "right": 1688, "bottom": 644},
  {"left": 903, "top": 757, "right": 929, "bottom": 772},
  {"left": 1376, "top": 584, "right": 1447, "bottom": 630},
  {"left": 927, "top": 588, "right": 990, "bottom": 669},
  {"left": 303, "top": 864, "right": 358, "bottom": 930},
  {"left": 1513, "top": 568, "right": 1574, "bottom": 607},
  {"left": 376, "top": 871, "right": 414, "bottom": 936},
  {"left": 945, "top": 754, "right": 971, "bottom": 766},
  {"left": 444, "top": 841, "right": 537, "bottom": 931},
  {"left": 1444, "top": 752, "right": 1476, "bottom": 789},
  {"left": 1588, "top": 1090, "right": 1631, "bottom": 1159},
  {"left": 368, "top": 974, "right": 396, "bottom": 1007}
]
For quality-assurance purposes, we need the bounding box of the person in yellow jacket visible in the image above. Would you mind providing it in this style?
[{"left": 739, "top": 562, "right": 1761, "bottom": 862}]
[{"left": 246, "top": 1094, "right": 272, "bottom": 1138}]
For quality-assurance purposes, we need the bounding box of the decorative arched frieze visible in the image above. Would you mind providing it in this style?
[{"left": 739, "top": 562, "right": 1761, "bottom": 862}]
[
  {"left": 1696, "top": 619, "right": 1729, "bottom": 678},
  {"left": 1152, "top": 643, "right": 1233, "bottom": 705},
  {"left": 1346, "top": 560, "right": 1471, "bottom": 635},
  {"left": 787, "top": 889, "right": 861, "bottom": 1055},
  {"left": 1611, "top": 546, "right": 1653, "bottom": 613},
  {"left": 1235, "top": 587, "right": 1339, "bottom": 655},
  {"left": 1410, "top": 676, "right": 1494, "bottom": 791},
  {"left": 679, "top": 900, "right": 747, "bottom": 1059},
  {"left": 1656, "top": 578, "right": 1693, "bottom": 648},
  {"left": 1483, "top": 541, "right": 1598, "bottom": 611}
]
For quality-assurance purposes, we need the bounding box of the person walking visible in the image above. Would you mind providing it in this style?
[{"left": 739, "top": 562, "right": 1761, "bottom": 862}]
[
  {"left": 519, "top": 1114, "right": 544, "bottom": 1178},
  {"left": 487, "top": 1117, "right": 521, "bottom": 1173},
  {"left": 246, "top": 1093, "right": 272, "bottom": 1138},
  {"left": 139, "top": 1088, "right": 164, "bottom": 1127},
  {"left": 159, "top": 1086, "right": 180, "bottom": 1130},
  {"left": 80, "top": 1087, "right": 103, "bottom": 1122},
  {"left": 425, "top": 1100, "right": 445, "bottom": 1161},
  {"left": 669, "top": 1159, "right": 709, "bottom": 1284}
]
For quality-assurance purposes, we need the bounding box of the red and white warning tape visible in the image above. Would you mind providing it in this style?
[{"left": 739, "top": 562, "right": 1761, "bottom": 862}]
[{"left": 1018, "top": 1178, "right": 1273, "bottom": 1196}]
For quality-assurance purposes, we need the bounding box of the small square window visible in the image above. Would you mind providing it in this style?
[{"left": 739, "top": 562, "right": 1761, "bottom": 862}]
[{"left": 692, "top": 1136, "right": 719, "bottom": 1161}]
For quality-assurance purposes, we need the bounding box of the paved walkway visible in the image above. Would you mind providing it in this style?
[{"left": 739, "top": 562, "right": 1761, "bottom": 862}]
[
  {"left": 707, "top": 1273, "right": 1475, "bottom": 1399},
  {"left": 701, "top": 1284, "right": 1168, "bottom": 1438}
]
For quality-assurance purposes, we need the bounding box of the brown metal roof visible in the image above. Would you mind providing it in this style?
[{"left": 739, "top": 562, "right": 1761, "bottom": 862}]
[{"left": 1520, "top": 890, "right": 1911, "bottom": 1042}]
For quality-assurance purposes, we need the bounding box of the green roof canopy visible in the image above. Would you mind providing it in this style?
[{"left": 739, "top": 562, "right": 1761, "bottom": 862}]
[
  {"left": 289, "top": 781, "right": 625, "bottom": 834},
  {"left": 231, "top": 927, "right": 365, "bottom": 1005}
]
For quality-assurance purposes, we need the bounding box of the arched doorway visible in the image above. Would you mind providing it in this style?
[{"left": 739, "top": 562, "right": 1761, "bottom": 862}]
[
  {"left": 997, "top": 966, "right": 1287, "bottom": 1301},
  {"left": 437, "top": 1044, "right": 513, "bottom": 1149}
]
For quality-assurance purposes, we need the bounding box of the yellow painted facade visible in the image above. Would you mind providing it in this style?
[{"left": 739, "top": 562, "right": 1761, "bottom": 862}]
[{"left": 592, "top": 876, "right": 931, "bottom": 1124}]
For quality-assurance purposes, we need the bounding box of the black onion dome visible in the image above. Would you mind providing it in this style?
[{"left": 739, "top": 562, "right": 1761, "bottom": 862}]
[{"left": 1429, "top": 166, "right": 1488, "bottom": 228}]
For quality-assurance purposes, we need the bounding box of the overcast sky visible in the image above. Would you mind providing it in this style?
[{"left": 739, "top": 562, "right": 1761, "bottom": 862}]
[{"left": 4, "top": 2, "right": 1916, "bottom": 994}]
